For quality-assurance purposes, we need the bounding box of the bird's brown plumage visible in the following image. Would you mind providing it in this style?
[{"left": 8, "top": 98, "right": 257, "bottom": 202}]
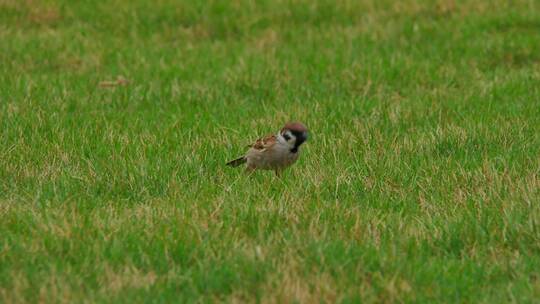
[
  {"left": 250, "top": 134, "right": 277, "bottom": 151},
  {"left": 227, "top": 122, "right": 308, "bottom": 174}
]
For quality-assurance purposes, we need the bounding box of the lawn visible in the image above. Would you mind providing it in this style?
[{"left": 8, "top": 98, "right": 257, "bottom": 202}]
[{"left": 1, "top": 0, "right": 540, "bottom": 302}]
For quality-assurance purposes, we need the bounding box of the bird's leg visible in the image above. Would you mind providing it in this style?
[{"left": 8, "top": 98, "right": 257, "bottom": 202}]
[{"left": 274, "top": 169, "right": 282, "bottom": 178}]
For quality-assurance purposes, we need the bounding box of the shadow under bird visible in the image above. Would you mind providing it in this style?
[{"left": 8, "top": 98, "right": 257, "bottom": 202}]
[{"left": 226, "top": 122, "right": 309, "bottom": 176}]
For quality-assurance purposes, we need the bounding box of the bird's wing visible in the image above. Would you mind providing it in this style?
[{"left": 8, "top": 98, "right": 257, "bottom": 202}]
[{"left": 249, "top": 134, "right": 276, "bottom": 151}]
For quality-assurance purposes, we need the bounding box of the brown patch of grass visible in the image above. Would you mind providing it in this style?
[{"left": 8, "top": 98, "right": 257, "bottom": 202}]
[
  {"left": 256, "top": 253, "right": 340, "bottom": 303},
  {"left": 99, "top": 265, "right": 157, "bottom": 294},
  {"left": 1, "top": 0, "right": 62, "bottom": 27},
  {"left": 0, "top": 272, "right": 29, "bottom": 304},
  {"left": 177, "top": 24, "right": 210, "bottom": 41},
  {"left": 28, "top": 6, "right": 61, "bottom": 27},
  {"left": 99, "top": 76, "right": 130, "bottom": 88},
  {"left": 252, "top": 29, "right": 279, "bottom": 51}
]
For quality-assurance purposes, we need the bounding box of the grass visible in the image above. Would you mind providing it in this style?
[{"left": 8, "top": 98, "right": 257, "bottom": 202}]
[{"left": 1, "top": 0, "right": 540, "bottom": 302}]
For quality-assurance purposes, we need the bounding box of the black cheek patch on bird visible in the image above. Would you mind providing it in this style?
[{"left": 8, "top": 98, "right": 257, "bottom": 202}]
[{"left": 290, "top": 130, "right": 307, "bottom": 153}]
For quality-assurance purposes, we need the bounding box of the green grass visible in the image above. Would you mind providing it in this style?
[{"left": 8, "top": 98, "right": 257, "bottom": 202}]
[{"left": 1, "top": 0, "right": 540, "bottom": 302}]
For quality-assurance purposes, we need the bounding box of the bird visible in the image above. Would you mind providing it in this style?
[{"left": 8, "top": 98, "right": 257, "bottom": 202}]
[{"left": 226, "top": 122, "right": 309, "bottom": 176}]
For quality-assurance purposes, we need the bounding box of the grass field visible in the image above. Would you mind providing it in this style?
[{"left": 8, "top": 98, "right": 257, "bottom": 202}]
[{"left": 1, "top": 0, "right": 540, "bottom": 302}]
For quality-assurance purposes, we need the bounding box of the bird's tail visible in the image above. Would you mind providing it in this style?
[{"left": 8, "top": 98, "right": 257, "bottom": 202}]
[{"left": 226, "top": 156, "right": 247, "bottom": 167}]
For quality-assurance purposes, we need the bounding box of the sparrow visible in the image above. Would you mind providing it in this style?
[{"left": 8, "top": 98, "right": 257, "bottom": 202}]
[{"left": 226, "top": 122, "right": 309, "bottom": 175}]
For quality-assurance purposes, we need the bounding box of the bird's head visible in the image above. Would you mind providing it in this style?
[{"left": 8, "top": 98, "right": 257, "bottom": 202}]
[{"left": 279, "top": 122, "right": 309, "bottom": 153}]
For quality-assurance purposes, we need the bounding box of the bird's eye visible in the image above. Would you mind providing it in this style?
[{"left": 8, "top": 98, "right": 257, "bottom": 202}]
[{"left": 283, "top": 133, "right": 291, "bottom": 140}]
